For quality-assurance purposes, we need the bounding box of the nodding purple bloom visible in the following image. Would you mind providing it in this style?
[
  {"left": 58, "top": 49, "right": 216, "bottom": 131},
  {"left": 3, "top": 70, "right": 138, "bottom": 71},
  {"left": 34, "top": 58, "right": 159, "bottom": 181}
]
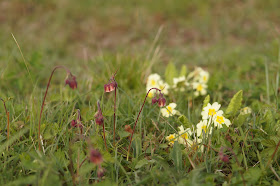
[
  {"left": 65, "top": 73, "right": 77, "bottom": 89},
  {"left": 90, "top": 148, "right": 103, "bottom": 165},
  {"left": 152, "top": 97, "right": 158, "bottom": 105},
  {"left": 95, "top": 102, "right": 104, "bottom": 126},
  {"left": 158, "top": 93, "right": 166, "bottom": 107},
  {"left": 97, "top": 167, "right": 106, "bottom": 178},
  {"left": 219, "top": 147, "right": 229, "bottom": 163},
  {"left": 71, "top": 120, "right": 77, "bottom": 127},
  {"left": 104, "top": 84, "right": 110, "bottom": 92}
]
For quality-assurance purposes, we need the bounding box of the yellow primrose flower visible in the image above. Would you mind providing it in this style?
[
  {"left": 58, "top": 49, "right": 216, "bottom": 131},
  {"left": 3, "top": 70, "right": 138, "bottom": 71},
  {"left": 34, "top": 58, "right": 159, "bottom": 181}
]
[
  {"left": 166, "top": 133, "right": 177, "bottom": 145},
  {"left": 147, "top": 73, "right": 161, "bottom": 87},
  {"left": 177, "top": 125, "right": 192, "bottom": 145},
  {"left": 196, "top": 120, "right": 212, "bottom": 137},
  {"left": 192, "top": 82, "right": 207, "bottom": 97},
  {"left": 160, "top": 103, "right": 177, "bottom": 117},
  {"left": 214, "top": 114, "right": 231, "bottom": 128},
  {"left": 158, "top": 80, "right": 170, "bottom": 95},
  {"left": 201, "top": 102, "right": 223, "bottom": 120},
  {"left": 173, "top": 76, "right": 187, "bottom": 92}
]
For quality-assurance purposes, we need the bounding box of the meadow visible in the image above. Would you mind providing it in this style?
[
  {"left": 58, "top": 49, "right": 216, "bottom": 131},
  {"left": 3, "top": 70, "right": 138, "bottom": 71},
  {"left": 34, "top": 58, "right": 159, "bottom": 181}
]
[{"left": 1, "top": 0, "right": 280, "bottom": 185}]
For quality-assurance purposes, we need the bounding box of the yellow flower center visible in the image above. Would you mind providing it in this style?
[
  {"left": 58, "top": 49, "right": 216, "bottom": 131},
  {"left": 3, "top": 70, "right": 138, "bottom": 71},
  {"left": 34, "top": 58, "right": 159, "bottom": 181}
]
[
  {"left": 203, "top": 76, "right": 207, "bottom": 81},
  {"left": 151, "top": 80, "right": 156, "bottom": 86},
  {"left": 167, "top": 135, "right": 175, "bottom": 144},
  {"left": 167, "top": 106, "right": 173, "bottom": 114},
  {"left": 196, "top": 84, "right": 203, "bottom": 91},
  {"left": 216, "top": 116, "right": 225, "bottom": 124},
  {"left": 208, "top": 109, "right": 216, "bottom": 116},
  {"left": 202, "top": 125, "right": 207, "bottom": 133},
  {"left": 181, "top": 133, "right": 188, "bottom": 139}
]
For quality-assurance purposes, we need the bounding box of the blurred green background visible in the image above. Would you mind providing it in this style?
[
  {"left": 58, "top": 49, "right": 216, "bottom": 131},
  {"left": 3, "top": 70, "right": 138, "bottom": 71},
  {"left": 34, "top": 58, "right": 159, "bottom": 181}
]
[{"left": 1, "top": 0, "right": 280, "bottom": 97}]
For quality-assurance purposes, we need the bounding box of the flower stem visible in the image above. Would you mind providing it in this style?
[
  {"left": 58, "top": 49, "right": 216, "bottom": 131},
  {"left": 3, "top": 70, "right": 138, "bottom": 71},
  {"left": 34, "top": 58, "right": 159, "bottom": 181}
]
[
  {"left": 113, "top": 87, "right": 117, "bottom": 146},
  {"left": 1, "top": 99, "right": 10, "bottom": 141},
  {"left": 126, "top": 87, "right": 161, "bottom": 160},
  {"left": 98, "top": 102, "right": 108, "bottom": 151},
  {"left": 38, "top": 65, "right": 72, "bottom": 151}
]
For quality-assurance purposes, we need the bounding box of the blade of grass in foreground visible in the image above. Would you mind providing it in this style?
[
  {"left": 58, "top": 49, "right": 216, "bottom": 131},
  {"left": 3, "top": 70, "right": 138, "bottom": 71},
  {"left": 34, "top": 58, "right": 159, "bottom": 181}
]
[{"left": 0, "top": 127, "right": 29, "bottom": 154}]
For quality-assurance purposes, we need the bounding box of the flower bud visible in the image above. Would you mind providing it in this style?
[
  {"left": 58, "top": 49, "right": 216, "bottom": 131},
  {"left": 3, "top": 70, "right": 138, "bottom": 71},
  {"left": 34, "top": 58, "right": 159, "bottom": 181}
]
[
  {"left": 104, "top": 84, "right": 110, "bottom": 92},
  {"left": 152, "top": 97, "right": 158, "bottom": 105},
  {"left": 95, "top": 115, "right": 104, "bottom": 126},
  {"left": 90, "top": 148, "right": 103, "bottom": 165},
  {"left": 158, "top": 95, "right": 166, "bottom": 107},
  {"left": 71, "top": 120, "right": 77, "bottom": 127},
  {"left": 65, "top": 74, "right": 77, "bottom": 90},
  {"left": 97, "top": 167, "right": 106, "bottom": 178},
  {"left": 125, "top": 125, "right": 133, "bottom": 134}
]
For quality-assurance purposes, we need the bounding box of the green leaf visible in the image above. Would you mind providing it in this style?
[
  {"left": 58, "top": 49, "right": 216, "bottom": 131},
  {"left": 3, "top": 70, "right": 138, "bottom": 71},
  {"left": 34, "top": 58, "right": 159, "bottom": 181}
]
[
  {"left": 165, "top": 62, "right": 178, "bottom": 85},
  {"left": 118, "top": 130, "right": 130, "bottom": 138},
  {"left": 225, "top": 90, "right": 243, "bottom": 117},
  {"left": 178, "top": 115, "right": 192, "bottom": 128},
  {"left": 132, "top": 135, "right": 142, "bottom": 158},
  {"left": 171, "top": 141, "right": 182, "bottom": 171},
  {"left": 135, "top": 159, "right": 149, "bottom": 169},
  {"left": 179, "top": 65, "right": 187, "bottom": 76},
  {"left": 262, "top": 139, "right": 276, "bottom": 147},
  {"left": 235, "top": 113, "right": 249, "bottom": 127},
  {"left": 202, "top": 95, "right": 210, "bottom": 108}
]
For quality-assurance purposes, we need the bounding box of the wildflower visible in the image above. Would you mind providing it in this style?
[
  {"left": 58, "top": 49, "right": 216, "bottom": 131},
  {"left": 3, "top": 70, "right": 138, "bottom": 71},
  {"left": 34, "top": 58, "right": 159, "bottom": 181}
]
[
  {"left": 158, "top": 80, "right": 169, "bottom": 95},
  {"left": 192, "top": 82, "right": 207, "bottom": 97},
  {"left": 65, "top": 73, "right": 77, "bottom": 89},
  {"left": 157, "top": 93, "right": 166, "bottom": 107},
  {"left": 219, "top": 147, "right": 229, "bottom": 163},
  {"left": 178, "top": 125, "right": 192, "bottom": 145},
  {"left": 240, "top": 107, "right": 252, "bottom": 115},
  {"left": 160, "top": 103, "right": 177, "bottom": 117},
  {"left": 197, "top": 70, "right": 209, "bottom": 84},
  {"left": 201, "top": 102, "right": 223, "bottom": 120},
  {"left": 166, "top": 133, "right": 177, "bottom": 145},
  {"left": 125, "top": 125, "right": 133, "bottom": 134},
  {"left": 89, "top": 148, "right": 103, "bottom": 165},
  {"left": 173, "top": 76, "right": 187, "bottom": 91},
  {"left": 97, "top": 167, "right": 106, "bottom": 178},
  {"left": 95, "top": 102, "right": 104, "bottom": 126},
  {"left": 196, "top": 120, "right": 212, "bottom": 137},
  {"left": 214, "top": 114, "right": 231, "bottom": 128},
  {"left": 187, "top": 67, "right": 203, "bottom": 80},
  {"left": 147, "top": 73, "right": 161, "bottom": 87}
]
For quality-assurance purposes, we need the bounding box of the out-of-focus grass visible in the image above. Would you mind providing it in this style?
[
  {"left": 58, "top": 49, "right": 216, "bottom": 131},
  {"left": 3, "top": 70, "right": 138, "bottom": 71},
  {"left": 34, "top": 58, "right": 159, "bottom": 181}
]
[{"left": 1, "top": 1, "right": 280, "bottom": 185}]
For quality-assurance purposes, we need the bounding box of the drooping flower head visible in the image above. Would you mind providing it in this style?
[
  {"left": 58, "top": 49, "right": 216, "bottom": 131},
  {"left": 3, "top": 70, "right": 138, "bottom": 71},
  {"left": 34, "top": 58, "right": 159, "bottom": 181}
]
[
  {"left": 95, "top": 101, "right": 104, "bottom": 126},
  {"left": 104, "top": 70, "right": 118, "bottom": 93},
  {"left": 89, "top": 148, "right": 103, "bottom": 165},
  {"left": 65, "top": 73, "right": 77, "bottom": 89}
]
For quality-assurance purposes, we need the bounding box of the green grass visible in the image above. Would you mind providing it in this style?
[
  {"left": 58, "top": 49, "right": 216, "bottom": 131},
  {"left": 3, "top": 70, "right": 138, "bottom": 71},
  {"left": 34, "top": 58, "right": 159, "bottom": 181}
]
[{"left": 1, "top": 0, "right": 280, "bottom": 185}]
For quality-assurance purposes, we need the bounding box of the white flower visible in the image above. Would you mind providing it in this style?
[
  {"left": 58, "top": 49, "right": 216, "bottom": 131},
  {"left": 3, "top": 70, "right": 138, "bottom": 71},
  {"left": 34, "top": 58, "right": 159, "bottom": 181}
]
[
  {"left": 160, "top": 103, "right": 177, "bottom": 117},
  {"left": 192, "top": 82, "right": 207, "bottom": 97},
  {"left": 197, "top": 70, "right": 209, "bottom": 84},
  {"left": 201, "top": 102, "right": 223, "bottom": 120},
  {"left": 147, "top": 73, "right": 161, "bottom": 87},
  {"left": 158, "top": 80, "right": 170, "bottom": 95},
  {"left": 214, "top": 114, "right": 231, "bottom": 128},
  {"left": 177, "top": 125, "right": 192, "bottom": 145},
  {"left": 187, "top": 67, "right": 203, "bottom": 80},
  {"left": 240, "top": 107, "right": 252, "bottom": 115},
  {"left": 166, "top": 133, "right": 177, "bottom": 145},
  {"left": 173, "top": 76, "right": 186, "bottom": 91},
  {"left": 196, "top": 120, "right": 212, "bottom": 137}
]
